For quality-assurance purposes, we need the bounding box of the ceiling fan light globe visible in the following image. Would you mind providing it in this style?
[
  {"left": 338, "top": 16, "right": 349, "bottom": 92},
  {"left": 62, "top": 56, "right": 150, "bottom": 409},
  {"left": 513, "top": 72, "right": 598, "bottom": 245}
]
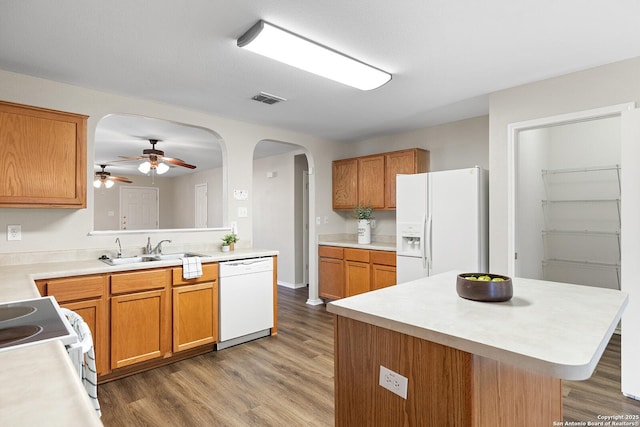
[
  {"left": 105, "top": 180, "right": 115, "bottom": 189},
  {"left": 138, "top": 161, "right": 151, "bottom": 174},
  {"left": 93, "top": 179, "right": 102, "bottom": 188},
  {"left": 156, "top": 162, "right": 170, "bottom": 175}
]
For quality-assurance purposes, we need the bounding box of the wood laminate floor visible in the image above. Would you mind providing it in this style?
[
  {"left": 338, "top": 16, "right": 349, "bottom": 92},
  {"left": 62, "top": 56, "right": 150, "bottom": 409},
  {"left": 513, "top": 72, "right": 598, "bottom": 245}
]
[{"left": 99, "top": 286, "right": 640, "bottom": 426}]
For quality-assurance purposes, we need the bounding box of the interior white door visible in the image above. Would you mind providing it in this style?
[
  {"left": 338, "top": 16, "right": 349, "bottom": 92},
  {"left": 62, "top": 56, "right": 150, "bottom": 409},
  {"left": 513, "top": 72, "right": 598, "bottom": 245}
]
[
  {"left": 195, "top": 183, "right": 208, "bottom": 228},
  {"left": 119, "top": 187, "right": 159, "bottom": 230},
  {"left": 621, "top": 107, "right": 640, "bottom": 399}
]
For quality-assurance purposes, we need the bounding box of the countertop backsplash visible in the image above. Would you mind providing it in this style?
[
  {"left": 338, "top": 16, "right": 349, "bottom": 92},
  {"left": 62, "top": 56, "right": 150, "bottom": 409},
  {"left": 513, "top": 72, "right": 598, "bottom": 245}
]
[{"left": 0, "top": 242, "right": 225, "bottom": 267}]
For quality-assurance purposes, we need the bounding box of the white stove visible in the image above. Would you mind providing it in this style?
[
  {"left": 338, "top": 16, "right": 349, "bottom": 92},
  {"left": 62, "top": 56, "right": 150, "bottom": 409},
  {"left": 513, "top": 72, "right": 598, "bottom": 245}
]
[{"left": 0, "top": 296, "right": 77, "bottom": 352}]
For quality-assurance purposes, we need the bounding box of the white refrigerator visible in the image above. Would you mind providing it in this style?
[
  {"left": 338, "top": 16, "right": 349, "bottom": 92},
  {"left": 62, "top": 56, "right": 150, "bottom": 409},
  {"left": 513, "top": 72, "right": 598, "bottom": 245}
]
[{"left": 396, "top": 167, "right": 488, "bottom": 283}]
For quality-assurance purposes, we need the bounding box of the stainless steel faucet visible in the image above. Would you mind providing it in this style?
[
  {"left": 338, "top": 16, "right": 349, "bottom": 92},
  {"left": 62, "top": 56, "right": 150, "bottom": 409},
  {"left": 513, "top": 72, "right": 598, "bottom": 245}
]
[
  {"left": 152, "top": 239, "right": 172, "bottom": 255},
  {"left": 115, "top": 237, "right": 122, "bottom": 258},
  {"left": 145, "top": 237, "right": 153, "bottom": 254}
]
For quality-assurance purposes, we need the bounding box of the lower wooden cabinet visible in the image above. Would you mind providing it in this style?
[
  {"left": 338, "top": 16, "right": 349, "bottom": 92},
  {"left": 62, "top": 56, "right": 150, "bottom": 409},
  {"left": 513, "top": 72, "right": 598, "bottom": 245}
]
[
  {"left": 172, "top": 263, "right": 219, "bottom": 352},
  {"left": 319, "top": 245, "right": 396, "bottom": 299},
  {"left": 110, "top": 268, "right": 171, "bottom": 369},
  {"left": 345, "top": 249, "right": 371, "bottom": 297},
  {"left": 370, "top": 250, "right": 397, "bottom": 290},
  {"left": 36, "top": 274, "right": 109, "bottom": 375},
  {"left": 35, "top": 259, "right": 262, "bottom": 380},
  {"left": 319, "top": 246, "right": 345, "bottom": 299}
]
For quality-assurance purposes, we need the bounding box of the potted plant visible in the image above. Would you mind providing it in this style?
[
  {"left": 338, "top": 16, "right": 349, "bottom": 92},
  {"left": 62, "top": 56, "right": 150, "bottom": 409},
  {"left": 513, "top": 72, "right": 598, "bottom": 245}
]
[
  {"left": 353, "top": 204, "right": 374, "bottom": 244},
  {"left": 221, "top": 233, "right": 238, "bottom": 251}
]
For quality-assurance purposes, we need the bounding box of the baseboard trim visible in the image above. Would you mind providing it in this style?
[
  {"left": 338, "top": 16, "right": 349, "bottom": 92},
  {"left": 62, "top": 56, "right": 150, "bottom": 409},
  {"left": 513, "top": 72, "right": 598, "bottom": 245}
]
[{"left": 278, "top": 280, "right": 307, "bottom": 289}]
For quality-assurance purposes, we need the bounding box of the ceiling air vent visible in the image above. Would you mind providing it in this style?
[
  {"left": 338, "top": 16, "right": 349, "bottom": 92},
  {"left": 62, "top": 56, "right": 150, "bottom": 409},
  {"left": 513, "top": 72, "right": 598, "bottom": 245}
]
[{"left": 251, "top": 91, "right": 287, "bottom": 105}]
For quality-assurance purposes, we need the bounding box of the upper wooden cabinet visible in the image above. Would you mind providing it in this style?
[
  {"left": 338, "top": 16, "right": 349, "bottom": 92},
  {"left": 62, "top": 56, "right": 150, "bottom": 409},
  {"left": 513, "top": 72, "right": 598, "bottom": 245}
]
[
  {"left": 332, "top": 158, "right": 358, "bottom": 210},
  {"left": 0, "top": 100, "right": 88, "bottom": 208},
  {"left": 358, "top": 155, "right": 385, "bottom": 208},
  {"left": 385, "top": 149, "right": 430, "bottom": 208},
  {"left": 332, "top": 148, "right": 429, "bottom": 210}
]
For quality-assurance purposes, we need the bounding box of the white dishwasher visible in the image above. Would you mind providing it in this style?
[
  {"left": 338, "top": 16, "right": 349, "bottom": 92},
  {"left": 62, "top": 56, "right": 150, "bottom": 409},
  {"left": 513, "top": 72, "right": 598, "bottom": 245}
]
[{"left": 217, "top": 257, "right": 274, "bottom": 350}]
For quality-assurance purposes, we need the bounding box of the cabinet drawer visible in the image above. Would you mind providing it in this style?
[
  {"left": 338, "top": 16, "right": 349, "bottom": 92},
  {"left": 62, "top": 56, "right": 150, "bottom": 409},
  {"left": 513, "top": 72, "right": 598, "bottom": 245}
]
[
  {"left": 111, "top": 268, "right": 170, "bottom": 294},
  {"left": 344, "top": 248, "right": 370, "bottom": 263},
  {"left": 370, "top": 250, "right": 396, "bottom": 267},
  {"left": 319, "top": 245, "right": 344, "bottom": 259},
  {"left": 172, "top": 262, "right": 219, "bottom": 286},
  {"left": 45, "top": 275, "right": 107, "bottom": 302}
]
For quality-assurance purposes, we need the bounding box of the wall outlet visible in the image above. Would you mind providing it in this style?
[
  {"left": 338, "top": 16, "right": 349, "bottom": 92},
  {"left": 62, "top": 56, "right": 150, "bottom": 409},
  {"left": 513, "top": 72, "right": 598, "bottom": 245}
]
[
  {"left": 379, "top": 365, "right": 408, "bottom": 399},
  {"left": 7, "top": 224, "right": 21, "bottom": 241}
]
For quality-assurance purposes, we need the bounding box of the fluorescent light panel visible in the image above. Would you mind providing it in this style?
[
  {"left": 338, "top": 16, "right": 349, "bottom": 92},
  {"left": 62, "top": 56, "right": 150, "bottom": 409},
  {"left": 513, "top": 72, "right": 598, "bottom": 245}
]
[{"left": 238, "top": 20, "right": 391, "bottom": 91}]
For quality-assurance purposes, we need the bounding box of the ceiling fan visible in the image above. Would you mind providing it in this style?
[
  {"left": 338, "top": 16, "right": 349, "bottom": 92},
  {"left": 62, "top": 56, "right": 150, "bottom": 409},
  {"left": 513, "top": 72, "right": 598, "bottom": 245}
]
[
  {"left": 119, "top": 139, "right": 197, "bottom": 175},
  {"left": 93, "top": 164, "right": 132, "bottom": 189}
]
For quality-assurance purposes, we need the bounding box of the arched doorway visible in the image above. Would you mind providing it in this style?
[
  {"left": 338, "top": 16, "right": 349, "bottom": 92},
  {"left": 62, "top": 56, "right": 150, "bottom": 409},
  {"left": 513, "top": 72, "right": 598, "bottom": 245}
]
[{"left": 252, "top": 140, "right": 314, "bottom": 298}]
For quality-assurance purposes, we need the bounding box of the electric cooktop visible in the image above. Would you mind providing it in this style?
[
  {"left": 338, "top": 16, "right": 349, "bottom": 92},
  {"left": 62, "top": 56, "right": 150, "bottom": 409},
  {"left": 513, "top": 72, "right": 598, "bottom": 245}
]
[{"left": 0, "top": 296, "right": 77, "bottom": 351}]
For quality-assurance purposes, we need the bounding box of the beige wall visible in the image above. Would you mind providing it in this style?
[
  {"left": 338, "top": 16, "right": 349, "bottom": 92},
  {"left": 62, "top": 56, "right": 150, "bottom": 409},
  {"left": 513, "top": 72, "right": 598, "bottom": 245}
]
[
  {"left": 253, "top": 152, "right": 298, "bottom": 287},
  {"left": 489, "top": 56, "right": 640, "bottom": 273},
  {"left": 347, "top": 116, "right": 490, "bottom": 237},
  {"left": 0, "top": 69, "right": 353, "bottom": 301},
  {"left": 350, "top": 115, "right": 489, "bottom": 171}
]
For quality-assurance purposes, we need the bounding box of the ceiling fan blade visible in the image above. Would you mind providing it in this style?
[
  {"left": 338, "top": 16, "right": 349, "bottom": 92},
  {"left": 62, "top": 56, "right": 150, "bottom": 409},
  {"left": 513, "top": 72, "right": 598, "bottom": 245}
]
[
  {"left": 164, "top": 157, "right": 197, "bottom": 169},
  {"left": 109, "top": 176, "right": 133, "bottom": 183},
  {"left": 118, "top": 155, "right": 146, "bottom": 160}
]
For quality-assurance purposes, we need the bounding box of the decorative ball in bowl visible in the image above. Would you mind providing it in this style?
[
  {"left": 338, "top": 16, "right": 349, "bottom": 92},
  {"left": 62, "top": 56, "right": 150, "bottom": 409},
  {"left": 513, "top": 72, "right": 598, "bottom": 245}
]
[{"left": 456, "top": 273, "right": 513, "bottom": 302}]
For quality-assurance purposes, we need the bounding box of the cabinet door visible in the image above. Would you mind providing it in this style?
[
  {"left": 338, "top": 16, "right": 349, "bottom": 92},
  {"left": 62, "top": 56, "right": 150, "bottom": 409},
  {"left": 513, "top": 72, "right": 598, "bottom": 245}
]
[
  {"left": 38, "top": 274, "right": 109, "bottom": 376},
  {"left": 358, "top": 155, "right": 385, "bottom": 208},
  {"left": 384, "top": 149, "right": 421, "bottom": 208},
  {"left": 111, "top": 289, "right": 171, "bottom": 369},
  {"left": 0, "top": 100, "right": 87, "bottom": 208},
  {"left": 345, "top": 261, "right": 371, "bottom": 297},
  {"left": 62, "top": 299, "right": 109, "bottom": 375},
  {"left": 173, "top": 282, "right": 218, "bottom": 352},
  {"left": 371, "top": 264, "right": 397, "bottom": 290},
  {"left": 333, "top": 158, "right": 358, "bottom": 209},
  {"left": 319, "top": 257, "right": 345, "bottom": 299}
]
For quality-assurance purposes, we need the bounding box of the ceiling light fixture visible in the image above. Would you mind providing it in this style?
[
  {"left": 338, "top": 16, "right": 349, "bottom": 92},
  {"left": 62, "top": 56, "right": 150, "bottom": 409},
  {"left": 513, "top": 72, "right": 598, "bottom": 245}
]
[
  {"left": 138, "top": 159, "right": 169, "bottom": 175},
  {"left": 93, "top": 177, "right": 114, "bottom": 189},
  {"left": 237, "top": 20, "right": 391, "bottom": 91}
]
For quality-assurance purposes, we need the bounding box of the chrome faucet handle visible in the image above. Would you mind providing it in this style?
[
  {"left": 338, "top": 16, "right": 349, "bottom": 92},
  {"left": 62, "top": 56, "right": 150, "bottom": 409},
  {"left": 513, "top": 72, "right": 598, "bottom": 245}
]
[
  {"left": 145, "top": 237, "right": 152, "bottom": 255},
  {"left": 115, "top": 237, "right": 122, "bottom": 258},
  {"left": 153, "top": 239, "right": 172, "bottom": 254}
]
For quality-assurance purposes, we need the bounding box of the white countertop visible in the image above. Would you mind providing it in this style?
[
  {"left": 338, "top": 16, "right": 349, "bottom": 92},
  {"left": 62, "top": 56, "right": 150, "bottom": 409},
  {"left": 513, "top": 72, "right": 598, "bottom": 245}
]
[
  {"left": 327, "top": 271, "right": 628, "bottom": 380},
  {"left": 0, "top": 248, "right": 278, "bottom": 426},
  {"left": 318, "top": 239, "right": 396, "bottom": 252},
  {"left": 0, "top": 341, "right": 102, "bottom": 426},
  {"left": 0, "top": 248, "right": 279, "bottom": 302}
]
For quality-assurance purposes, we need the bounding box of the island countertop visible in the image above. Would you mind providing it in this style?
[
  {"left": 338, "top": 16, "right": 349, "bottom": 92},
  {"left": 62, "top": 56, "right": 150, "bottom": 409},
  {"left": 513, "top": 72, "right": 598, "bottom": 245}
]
[{"left": 326, "top": 271, "right": 628, "bottom": 380}]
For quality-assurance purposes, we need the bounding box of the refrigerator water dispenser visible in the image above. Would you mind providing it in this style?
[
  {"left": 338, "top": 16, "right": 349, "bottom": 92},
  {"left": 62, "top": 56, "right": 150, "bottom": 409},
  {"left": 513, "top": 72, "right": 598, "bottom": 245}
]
[{"left": 397, "top": 222, "right": 424, "bottom": 256}]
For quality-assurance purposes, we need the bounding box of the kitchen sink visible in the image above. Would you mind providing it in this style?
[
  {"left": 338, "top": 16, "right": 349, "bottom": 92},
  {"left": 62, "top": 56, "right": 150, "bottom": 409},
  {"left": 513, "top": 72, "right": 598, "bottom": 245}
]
[
  {"left": 156, "top": 252, "right": 209, "bottom": 260},
  {"left": 100, "top": 252, "right": 208, "bottom": 266}
]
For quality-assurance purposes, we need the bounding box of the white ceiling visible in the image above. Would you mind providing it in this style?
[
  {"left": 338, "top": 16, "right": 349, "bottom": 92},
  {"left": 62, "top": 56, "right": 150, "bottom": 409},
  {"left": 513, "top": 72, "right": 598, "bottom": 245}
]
[{"left": 2, "top": 0, "right": 640, "bottom": 148}]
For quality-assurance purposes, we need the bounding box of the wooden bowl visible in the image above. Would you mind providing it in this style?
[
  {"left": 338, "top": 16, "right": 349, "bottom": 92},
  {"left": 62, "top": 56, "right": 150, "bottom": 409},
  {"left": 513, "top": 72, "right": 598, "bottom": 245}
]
[{"left": 456, "top": 273, "right": 513, "bottom": 302}]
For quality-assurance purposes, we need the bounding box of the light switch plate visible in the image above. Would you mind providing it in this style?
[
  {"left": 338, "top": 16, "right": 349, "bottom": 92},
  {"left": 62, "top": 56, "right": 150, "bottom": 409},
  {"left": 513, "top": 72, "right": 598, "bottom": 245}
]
[
  {"left": 238, "top": 207, "right": 248, "bottom": 218},
  {"left": 233, "top": 189, "right": 248, "bottom": 200}
]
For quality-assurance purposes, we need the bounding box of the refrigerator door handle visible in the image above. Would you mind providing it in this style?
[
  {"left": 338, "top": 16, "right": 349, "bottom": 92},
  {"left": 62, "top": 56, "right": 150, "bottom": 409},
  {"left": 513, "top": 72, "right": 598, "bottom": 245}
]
[{"left": 424, "top": 213, "right": 432, "bottom": 269}]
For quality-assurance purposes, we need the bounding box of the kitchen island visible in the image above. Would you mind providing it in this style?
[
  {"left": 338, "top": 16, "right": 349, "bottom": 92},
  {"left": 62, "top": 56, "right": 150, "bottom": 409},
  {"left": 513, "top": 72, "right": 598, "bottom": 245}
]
[{"left": 326, "top": 271, "right": 628, "bottom": 426}]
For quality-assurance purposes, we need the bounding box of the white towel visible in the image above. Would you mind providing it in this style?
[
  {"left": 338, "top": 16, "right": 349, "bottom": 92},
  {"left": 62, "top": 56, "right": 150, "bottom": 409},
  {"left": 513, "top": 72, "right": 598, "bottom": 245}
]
[
  {"left": 183, "top": 256, "right": 202, "bottom": 279},
  {"left": 61, "top": 308, "right": 101, "bottom": 418}
]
